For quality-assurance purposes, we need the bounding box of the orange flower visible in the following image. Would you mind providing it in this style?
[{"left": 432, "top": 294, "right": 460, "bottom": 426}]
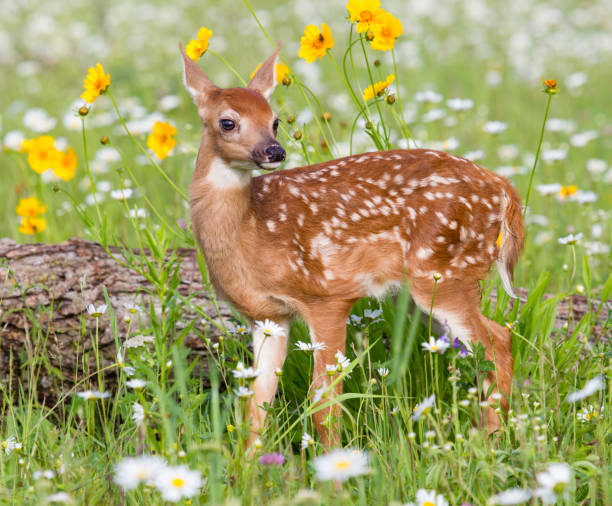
[
  {"left": 22, "top": 135, "right": 60, "bottom": 174},
  {"left": 185, "top": 27, "right": 213, "bottom": 61},
  {"left": 559, "top": 185, "right": 578, "bottom": 199},
  {"left": 250, "top": 62, "right": 291, "bottom": 84},
  {"left": 54, "top": 147, "right": 78, "bottom": 181},
  {"left": 18, "top": 217, "right": 47, "bottom": 235},
  {"left": 542, "top": 78, "right": 558, "bottom": 95},
  {"left": 16, "top": 196, "right": 47, "bottom": 217},
  {"left": 147, "top": 121, "right": 177, "bottom": 160},
  {"left": 369, "top": 10, "right": 403, "bottom": 51},
  {"left": 81, "top": 63, "right": 111, "bottom": 104},
  {"left": 298, "top": 23, "right": 334, "bottom": 63},
  {"left": 346, "top": 0, "right": 382, "bottom": 33}
]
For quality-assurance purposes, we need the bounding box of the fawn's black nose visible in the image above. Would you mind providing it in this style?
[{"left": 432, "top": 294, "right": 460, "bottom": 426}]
[{"left": 264, "top": 144, "right": 286, "bottom": 162}]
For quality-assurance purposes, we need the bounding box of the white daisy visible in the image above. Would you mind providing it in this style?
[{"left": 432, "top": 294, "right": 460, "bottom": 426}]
[
  {"left": 295, "top": 340, "right": 327, "bottom": 352},
  {"left": 546, "top": 117, "right": 575, "bottom": 133},
  {"left": 301, "top": 432, "right": 314, "bottom": 450},
  {"left": 113, "top": 455, "right": 167, "bottom": 490},
  {"left": 23, "top": 108, "right": 56, "bottom": 132},
  {"left": 153, "top": 465, "right": 202, "bottom": 502},
  {"left": 231, "top": 362, "right": 261, "bottom": 380},
  {"left": 577, "top": 404, "right": 603, "bottom": 423},
  {"left": 446, "top": 98, "right": 474, "bottom": 111},
  {"left": 566, "top": 375, "right": 604, "bottom": 402},
  {"left": 86, "top": 303, "right": 107, "bottom": 317},
  {"left": 132, "top": 402, "right": 145, "bottom": 425},
  {"left": 412, "top": 394, "right": 436, "bottom": 421},
  {"left": 44, "top": 492, "right": 72, "bottom": 503},
  {"left": 312, "top": 448, "right": 370, "bottom": 482},
  {"left": 235, "top": 386, "right": 253, "bottom": 398},
  {"left": 557, "top": 233, "right": 583, "bottom": 245},
  {"left": 536, "top": 183, "right": 562, "bottom": 195},
  {"left": 126, "top": 379, "right": 147, "bottom": 389},
  {"left": 487, "top": 488, "right": 531, "bottom": 505},
  {"left": 410, "top": 488, "right": 449, "bottom": 506},
  {"left": 541, "top": 149, "right": 568, "bottom": 163},
  {"left": 33, "top": 470, "right": 56, "bottom": 479},
  {"left": 586, "top": 158, "right": 607, "bottom": 175},
  {"left": 3, "top": 131, "right": 25, "bottom": 151},
  {"left": 421, "top": 336, "right": 449, "bottom": 354},
  {"left": 254, "top": 319, "right": 286, "bottom": 339},
  {"left": 415, "top": 90, "right": 442, "bottom": 103},
  {"left": 110, "top": 188, "right": 134, "bottom": 201},
  {"left": 2, "top": 436, "right": 22, "bottom": 455},
  {"left": 124, "top": 335, "right": 155, "bottom": 348},
  {"left": 378, "top": 367, "right": 389, "bottom": 378},
  {"left": 483, "top": 121, "right": 508, "bottom": 134},
  {"left": 570, "top": 130, "right": 598, "bottom": 147},
  {"left": 534, "top": 462, "right": 572, "bottom": 504},
  {"left": 76, "top": 390, "right": 110, "bottom": 400}
]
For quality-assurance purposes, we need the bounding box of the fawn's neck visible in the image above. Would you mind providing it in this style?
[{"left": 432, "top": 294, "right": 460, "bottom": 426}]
[{"left": 189, "top": 136, "right": 255, "bottom": 262}]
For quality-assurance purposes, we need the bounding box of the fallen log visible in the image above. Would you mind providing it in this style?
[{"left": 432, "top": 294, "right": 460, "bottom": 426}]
[{"left": 0, "top": 238, "right": 609, "bottom": 403}]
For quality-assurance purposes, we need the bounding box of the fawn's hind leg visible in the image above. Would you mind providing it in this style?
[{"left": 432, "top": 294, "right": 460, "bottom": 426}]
[{"left": 411, "top": 278, "right": 513, "bottom": 433}]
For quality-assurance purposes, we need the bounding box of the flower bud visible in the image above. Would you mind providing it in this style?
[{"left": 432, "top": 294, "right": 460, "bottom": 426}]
[
  {"left": 322, "top": 111, "right": 332, "bottom": 122},
  {"left": 293, "top": 131, "right": 303, "bottom": 140},
  {"left": 386, "top": 94, "right": 396, "bottom": 105},
  {"left": 100, "top": 135, "right": 110, "bottom": 145},
  {"left": 287, "top": 115, "right": 296, "bottom": 124},
  {"left": 373, "top": 59, "right": 381, "bottom": 67},
  {"left": 282, "top": 76, "right": 291, "bottom": 86},
  {"left": 78, "top": 106, "right": 89, "bottom": 116},
  {"left": 365, "top": 30, "right": 375, "bottom": 41}
]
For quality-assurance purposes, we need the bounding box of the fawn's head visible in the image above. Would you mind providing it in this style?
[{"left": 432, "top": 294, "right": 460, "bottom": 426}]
[{"left": 180, "top": 43, "right": 285, "bottom": 171}]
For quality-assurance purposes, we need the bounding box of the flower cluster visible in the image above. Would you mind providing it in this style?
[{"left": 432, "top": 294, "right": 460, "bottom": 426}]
[
  {"left": 114, "top": 455, "right": 202, "bottom": 502},
  {"left": 346, "top": 0, "right": 403, "bottom": 51},
  {"left": 21, "top": 135, "right": 77, "bottom": 181},
  {"left": 185, "top": 27, "right": 213, "bottom": 61}
]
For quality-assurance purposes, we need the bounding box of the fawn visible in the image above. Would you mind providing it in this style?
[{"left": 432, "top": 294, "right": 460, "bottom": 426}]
[{"left": 180, "top": 43, "right": 524, "bottom": 446}]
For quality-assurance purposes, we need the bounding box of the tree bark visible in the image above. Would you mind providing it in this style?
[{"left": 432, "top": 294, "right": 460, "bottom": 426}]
[
  {"left": 0, "top": 238, "right": 234, "bottom": 403},
  {"left": 0, "top": 238, "right": 608, "bottom": 403}
]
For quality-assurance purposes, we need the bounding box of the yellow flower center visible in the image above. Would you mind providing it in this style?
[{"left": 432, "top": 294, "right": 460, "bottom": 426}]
[
  {"left": 360, "top": 10, "right": 373, "bottom": 22},
  {"left": 172, "top": 478, "right": 185, "bottom": 488},
  {"left": 381, "top": 26, "right": 392, "bottom": 38},
  {"left": 553, "top": 482, "right": 566, "bottom": 494},
  {"left": 334, "top": 460, "right": 351, "bottom": 470},
  {"left": 137, "top": 470, "right": 148, "bottom": 479},
  {"left": 313, "top": 33, "right": 325, "bottom": 49},
  {"left": 424, "top": 502, "right": 435, "bottom": 506}
]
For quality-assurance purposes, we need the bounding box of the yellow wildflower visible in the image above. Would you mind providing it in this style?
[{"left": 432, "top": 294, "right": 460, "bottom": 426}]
[
  {"left": 559, "top": 185, "right": 578, "bottom": 199},
  {"left": 298, "top": 23, "right": 334, "bottom": 63},
  {"left": 147, "top": 121, "right": 177, "bottom": 160},
  {"left": 185, "top": 27, "right": 213, "bottom": 61},
  {"left": 249, "top": 62, "right": 291, "bottom": 84},
  {"left": 18, "top": 217, "right": 47, "bottom": 235},
  {"left": 362, "top": 74, "right": 395, "bottom": 101},
  {"left": 81, "top": 63, "right": 111, "bottom": 104},
  {"left": 16, "top": 197, "right": 47, "bottom": 217},
  {"left": 369, "top": 10, "right": 403, "bottom": 51},
  {"left": 22, "top": 135, "right": 60, "bottom": 174},
  {"left": 542, "top": 78, "right": 558, "bottom": 95},
  {"left": 54, "top": 147, "right": 78, "bottom": 181},
  {"left": 346, "top": 0, "right": 382, "bottom": 33}
]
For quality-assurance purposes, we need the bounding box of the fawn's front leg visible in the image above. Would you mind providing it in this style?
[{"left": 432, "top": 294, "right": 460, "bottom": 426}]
[
  {"left": 304, "top": 301, "right": 354, "bottom": 448},
  {"left": 246, "top": 318, "right": 290, "bottom": 445}
]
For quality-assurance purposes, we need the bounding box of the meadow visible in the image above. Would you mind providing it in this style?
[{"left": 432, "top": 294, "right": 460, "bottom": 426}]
[{"left": 0, "top": 0, "right": 611, "bottom": 504}]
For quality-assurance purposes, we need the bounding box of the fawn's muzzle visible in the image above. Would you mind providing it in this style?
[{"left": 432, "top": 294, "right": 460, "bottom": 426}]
[{"left": 253, "top": 141, "right": 286, "bottom": 170}]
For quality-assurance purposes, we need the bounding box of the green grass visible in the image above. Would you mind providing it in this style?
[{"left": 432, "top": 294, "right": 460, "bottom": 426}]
[{"left": 1, "top": 0, "right": 611, "bottom": 504}]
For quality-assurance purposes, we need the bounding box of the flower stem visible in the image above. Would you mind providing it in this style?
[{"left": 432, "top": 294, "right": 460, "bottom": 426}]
[{"left": 523, "top": 93, "right": 553, "bottom": 216}]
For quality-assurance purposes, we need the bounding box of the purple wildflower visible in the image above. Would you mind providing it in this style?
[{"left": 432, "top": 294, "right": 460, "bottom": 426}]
[
  {"left": 453, "top": 337, "right": 461, "bottom": 349},
  {"left": 177, "top": 218, "right": 187, "bottom": 230},
  {"left": 259, "top": 452, "right": 285, "bottom": 466},
  {"left": 459, "top": 345, "right": 469, "bottom": 358}
]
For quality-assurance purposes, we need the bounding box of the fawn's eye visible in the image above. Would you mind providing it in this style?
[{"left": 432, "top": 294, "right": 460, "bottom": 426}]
[
  {"left": 273, "top": 118, "right": 279, "bottom": 133},
  {"left": 220, "top": 119, "right": 236, "bottom": 131}
]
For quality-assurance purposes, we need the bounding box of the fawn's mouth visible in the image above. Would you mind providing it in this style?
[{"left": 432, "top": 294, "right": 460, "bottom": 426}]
[{"left": 257, "top": 161, "right": 283, "bottom": 170}]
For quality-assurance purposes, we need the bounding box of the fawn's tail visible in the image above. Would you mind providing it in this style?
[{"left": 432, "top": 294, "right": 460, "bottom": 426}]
[{"left": 496, "top": 184, "right": 525, "bottom": 298}]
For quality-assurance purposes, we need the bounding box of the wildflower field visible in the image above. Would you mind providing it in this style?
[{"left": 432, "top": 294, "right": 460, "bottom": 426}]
[{"left": 1, "top": 0, "right": 611, "bottom": 504}]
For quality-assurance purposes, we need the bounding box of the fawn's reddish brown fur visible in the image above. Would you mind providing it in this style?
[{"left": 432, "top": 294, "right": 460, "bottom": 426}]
[{"left": 180, "top": 44, "right": 524, "bottom": 446}]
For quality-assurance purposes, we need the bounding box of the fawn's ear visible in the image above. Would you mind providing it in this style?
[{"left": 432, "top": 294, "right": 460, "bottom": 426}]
[
  {"left": 247, "top": 43, "right": 281, "bottom": 101},
  {"left": 179, "top": 42, "right": 217, "bottom": 106}
]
